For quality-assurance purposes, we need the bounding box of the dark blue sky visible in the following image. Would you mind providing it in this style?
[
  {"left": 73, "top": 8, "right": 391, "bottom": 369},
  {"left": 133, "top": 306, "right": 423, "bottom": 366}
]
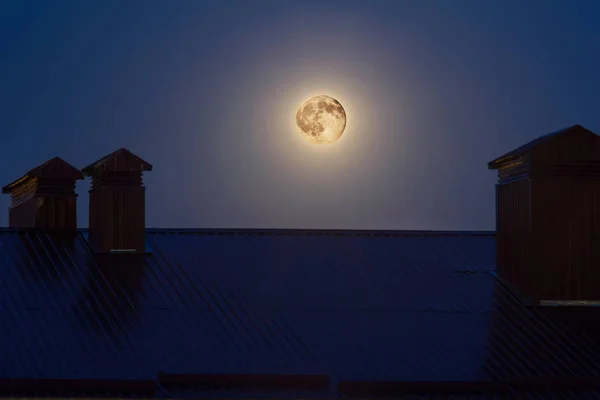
[{"left": 2, "top": 0, "right": 599, "bottom": 230}]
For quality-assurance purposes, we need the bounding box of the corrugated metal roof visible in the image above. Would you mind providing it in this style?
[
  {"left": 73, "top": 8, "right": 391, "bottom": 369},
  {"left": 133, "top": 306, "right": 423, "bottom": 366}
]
[{"left": 0, "top": 229, "right": 599, "bottom": 398}]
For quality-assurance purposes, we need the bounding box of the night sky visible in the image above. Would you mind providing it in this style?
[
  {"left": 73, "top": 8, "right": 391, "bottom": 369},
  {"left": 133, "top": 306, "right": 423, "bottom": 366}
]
[{"left": 2, "top": 0, "right": 599, "bottom": 230}]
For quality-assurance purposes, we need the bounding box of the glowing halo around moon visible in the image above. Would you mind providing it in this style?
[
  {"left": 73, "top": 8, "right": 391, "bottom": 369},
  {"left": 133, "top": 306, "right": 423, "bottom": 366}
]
[{"left": 296, "top": 95, "right": 347, "bottom": 144}]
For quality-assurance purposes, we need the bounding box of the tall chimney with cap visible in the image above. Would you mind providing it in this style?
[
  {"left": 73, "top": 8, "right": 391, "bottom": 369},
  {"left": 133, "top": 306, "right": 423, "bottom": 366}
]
[
  {"left": 82, "top": 148, "right": 152, "bottom": 254},
  {"left": 2, "top": 157, "right": 83, "bottom": 229},
  {"left": 488, "top": 125, "right": 600, "bottom": 304}
]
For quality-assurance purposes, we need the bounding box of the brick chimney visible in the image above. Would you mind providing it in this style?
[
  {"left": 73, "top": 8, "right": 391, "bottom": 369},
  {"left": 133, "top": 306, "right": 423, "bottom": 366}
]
[
  {"left": 82, "top": 148, "right": 152, "bottom": 254},
  {"left": 2, "top": 157, "right": 83, "bottom": 229},
  {"left": 488, "top": 125, "right": 600, "bottom": 304}
]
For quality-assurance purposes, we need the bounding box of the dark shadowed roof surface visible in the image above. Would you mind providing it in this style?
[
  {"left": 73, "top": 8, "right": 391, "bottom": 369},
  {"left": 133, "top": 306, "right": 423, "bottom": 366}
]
[
  {"left": 81, "top": 148, "right": 153, "bottom": 176},
  {"left": 1, "top": 228, "right": 600, "bottom": 399},
  {"left": 487, "top": 124, "right": 598, "bottom": 169},
  {"left": 2, "top": 157, "right": 84, "bottom": 193}
]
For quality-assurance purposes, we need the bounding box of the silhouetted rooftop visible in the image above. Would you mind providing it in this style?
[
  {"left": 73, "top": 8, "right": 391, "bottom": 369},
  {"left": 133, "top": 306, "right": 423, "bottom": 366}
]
[
  {"left": 0, "top": 228, "right": 599, "bottom": 399},
  {"left": 487, "top": 124, "right": 599, "bottom": 169},
  {"left": 2, "top": 157, "right": 83, "bottom": 193},
  {"left": 81, "top": 148, "right": 153, "bottom": 176}
]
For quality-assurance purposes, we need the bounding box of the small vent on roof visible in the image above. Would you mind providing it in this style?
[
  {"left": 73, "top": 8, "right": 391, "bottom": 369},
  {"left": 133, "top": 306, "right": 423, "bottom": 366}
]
[
  {"left": 1, "top": 157, "right": 83, "bottom": 230},
  {"left": 489, "top": 125, "right": 600, "bottom": 303},
  {"left": 82, "top": 148, "right": 153, "bottom": 254}
]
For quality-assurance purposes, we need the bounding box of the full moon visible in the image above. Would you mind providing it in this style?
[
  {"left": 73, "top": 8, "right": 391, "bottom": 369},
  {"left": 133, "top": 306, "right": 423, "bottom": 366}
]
[{"left": 296, "top": 95, "right": 347, "bottom": 144}]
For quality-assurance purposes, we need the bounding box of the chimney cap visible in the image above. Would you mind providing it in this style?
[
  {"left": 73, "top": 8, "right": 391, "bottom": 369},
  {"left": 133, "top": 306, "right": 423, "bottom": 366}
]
[
  {"left": 2, "top": 157, "right": 84, "bottom": 194},
  {"left": 488, "top": 124, "right": 598, "bottom": 170},
  {"left": 82, "top": 148, "right": 153, "bottom": 176}
]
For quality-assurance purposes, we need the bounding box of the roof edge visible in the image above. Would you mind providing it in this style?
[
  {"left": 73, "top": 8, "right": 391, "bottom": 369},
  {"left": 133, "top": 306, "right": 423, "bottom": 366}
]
[
  {"left": 28, "top": 156, "right": 84, "bottom": 180},
  {"left": 2, "top": 175, "right": 32, "bottom": 193},
  {"left": 81, "top": 148, "right": 153, "bottom": 176},
  {"left": 0, "top": 227, "right": 496, "bottom": 236},
  {"left": 2, "top": 157, "right": 84, "bottom": 193},
  {"left": 144, "top": 228, "right": 496, "bottom": 236},
  {"left": 488, "top": 124, "right": 598, "bottom": 170}
]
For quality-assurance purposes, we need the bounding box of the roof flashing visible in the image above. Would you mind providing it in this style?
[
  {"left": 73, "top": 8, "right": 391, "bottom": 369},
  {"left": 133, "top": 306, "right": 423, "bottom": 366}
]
[{"left": 80, "top": 231, "right": 153, "bottom": 253}]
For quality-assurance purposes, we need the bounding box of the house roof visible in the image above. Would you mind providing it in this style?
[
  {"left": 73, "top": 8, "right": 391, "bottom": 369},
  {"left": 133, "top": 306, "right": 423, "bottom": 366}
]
[
  {"left": 487, "top": 124, "right": 598, "bottom": 169},
  {"left": 2, "top": 157, "right": 84, "bottom": 194},
  {"left": 0, "top": 228, "right": 599, "bottom": 399}
]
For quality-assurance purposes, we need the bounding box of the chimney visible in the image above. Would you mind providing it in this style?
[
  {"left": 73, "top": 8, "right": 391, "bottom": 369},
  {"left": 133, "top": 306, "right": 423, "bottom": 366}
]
[
  {"left": 2, "top": 157, "right": 83, "bottom": 230},
  {"left": 488, "top": 125, "right": 600, "bottom": 304},
  {"left": 82, "top": 148, "right": 152, "bottom": 254}
]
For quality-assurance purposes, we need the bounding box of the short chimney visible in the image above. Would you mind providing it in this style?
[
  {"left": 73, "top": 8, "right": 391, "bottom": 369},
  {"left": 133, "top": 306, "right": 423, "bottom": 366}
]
[
  {"left": 2, "top": 157, "right": 83, "bottom": 229},
  {"left": 82, "top": 148, "right": 152, "bottom": 254},
  {"left": 488, "top": 125, "right": 600, "bottom": 304}
]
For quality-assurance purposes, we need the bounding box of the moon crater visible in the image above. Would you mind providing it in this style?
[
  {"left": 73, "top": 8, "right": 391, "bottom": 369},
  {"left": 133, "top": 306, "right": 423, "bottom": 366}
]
[{"left": 296, "top": 95, "right": 346, "bottom": 144}]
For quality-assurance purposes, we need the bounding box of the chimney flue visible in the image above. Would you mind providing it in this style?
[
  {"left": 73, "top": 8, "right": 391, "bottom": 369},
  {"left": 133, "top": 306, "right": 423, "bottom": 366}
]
[
  {"left": 488, "top": 125, "right": 600, "bottom": 304},
  {"left": 82, "top": 148, "right": 153, "bottom": 254},
  {"left": 2, "top": 157, "right": 83, "bottom": 230}
]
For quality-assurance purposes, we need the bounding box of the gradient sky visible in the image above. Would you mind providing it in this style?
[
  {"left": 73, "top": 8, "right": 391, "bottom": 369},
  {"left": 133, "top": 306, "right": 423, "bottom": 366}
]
[{"left": 2, "top": 0, "right": 600, "bottom": 230}]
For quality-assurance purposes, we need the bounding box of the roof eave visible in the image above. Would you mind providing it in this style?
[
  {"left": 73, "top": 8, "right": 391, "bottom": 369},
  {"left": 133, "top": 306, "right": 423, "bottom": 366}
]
[
  {"left": 81, "top": 165, "right": 95, "bottom": 177},
  {"left": 2, "top": 175, "right": 32, "bottom": 194},
  {"left": 488, "top": 155, "right": 518, "bottom": 170}
]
